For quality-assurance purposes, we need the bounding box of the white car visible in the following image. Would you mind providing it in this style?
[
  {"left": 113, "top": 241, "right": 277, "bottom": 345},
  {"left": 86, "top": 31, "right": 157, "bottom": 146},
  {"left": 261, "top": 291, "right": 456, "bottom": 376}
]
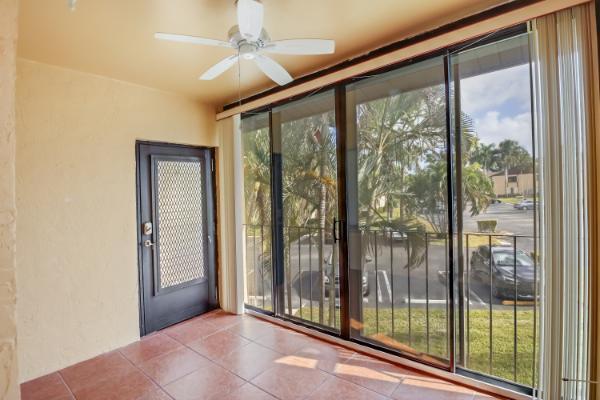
[{"left": 514, "top": 199, "right": 535, "bottom": 210}]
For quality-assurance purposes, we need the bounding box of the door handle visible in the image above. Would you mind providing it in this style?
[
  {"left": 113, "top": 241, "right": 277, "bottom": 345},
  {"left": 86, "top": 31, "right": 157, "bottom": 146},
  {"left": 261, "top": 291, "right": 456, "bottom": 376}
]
[{"left": 333, "top": 219, "right": 341, "bottom": 243}]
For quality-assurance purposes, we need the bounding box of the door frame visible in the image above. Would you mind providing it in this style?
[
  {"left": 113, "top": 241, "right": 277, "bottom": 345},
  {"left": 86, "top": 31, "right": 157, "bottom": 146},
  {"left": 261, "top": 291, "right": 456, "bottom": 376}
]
[{"left": 135, "top": 140, "right": 219, "bottom": 336}]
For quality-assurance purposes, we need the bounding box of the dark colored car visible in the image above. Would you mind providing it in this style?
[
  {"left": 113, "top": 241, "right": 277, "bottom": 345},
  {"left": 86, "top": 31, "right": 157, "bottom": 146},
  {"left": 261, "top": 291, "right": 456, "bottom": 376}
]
[
  {"left": 252, "top": 252, "right": 369, "bottom": 298},
  {"left": 470, "top": 245, "right": 538, "bottom": 300}
]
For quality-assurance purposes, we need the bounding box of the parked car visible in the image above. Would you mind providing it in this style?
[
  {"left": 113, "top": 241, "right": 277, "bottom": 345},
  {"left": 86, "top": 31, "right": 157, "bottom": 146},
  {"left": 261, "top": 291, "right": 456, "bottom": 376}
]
[
  {"left": 470, "top": 245, "right": 537, "bottom": 299},
  {"left": 514, "top": 199, "right": 535, "bottom": 210},
  {"left": 383, "top": 227, "right": 408, "bottom": 242},
  {"left": 252, "top": 251, "right": 370, "bottom": 298},
  {"left": 323, "top": 253, "right": 370, "bottom": 297}
]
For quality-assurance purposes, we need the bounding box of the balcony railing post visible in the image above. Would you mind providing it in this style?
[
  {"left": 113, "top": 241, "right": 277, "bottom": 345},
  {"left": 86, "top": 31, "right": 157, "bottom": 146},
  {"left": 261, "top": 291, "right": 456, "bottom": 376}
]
[
  {"left": 390, "top": 231, "right": 395, "bottom": 344},
  {"left": 309, "top": 227, "right": 313, "bottom": 322},
  {"left": 374, "top": 231, "right": 379, "bottom": 334},
  {"left": 513, "top": 235, "right": 518, "bottom": 382},
  {"left": 488, "top": 234, "right": 493, "bottom": 375},
  {"left": 261, "top": 225, "right": 265, "bottom": 309},
  {"left": 287, "top": 228, "right": 293, "bottom": 316},
  {"left": 444, "top": 233, "right": 450, "bottom": 359},
  {"left": 298, "top": 226, "right": 302, "bottom": 320},
  {"left": 407, "top": 231, "right": 412, "bottom": 348},
  {"left": 253, "top": 226, "right": 257, "bottom": 307},
  {"left": 425, "top": 232, "right": 430, "bottom": 354},
  {"left": 466, "top": 233, "right": 470, "bottom": 368},
  {"left": 532, "top": 243, "right": 538, "bottom": 387}
]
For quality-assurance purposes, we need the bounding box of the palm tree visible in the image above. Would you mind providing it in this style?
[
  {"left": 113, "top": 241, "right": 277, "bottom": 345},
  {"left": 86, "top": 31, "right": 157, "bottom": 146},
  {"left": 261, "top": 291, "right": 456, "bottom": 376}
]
[
  {"left": 496, "top": 140, "right": 532, "bottom": 195},
  {"left": 243, "top": 128, "right": 272, "bottom": 228},
  {"left": 472, "top": 143, "right": 500, "bottom": 174}
]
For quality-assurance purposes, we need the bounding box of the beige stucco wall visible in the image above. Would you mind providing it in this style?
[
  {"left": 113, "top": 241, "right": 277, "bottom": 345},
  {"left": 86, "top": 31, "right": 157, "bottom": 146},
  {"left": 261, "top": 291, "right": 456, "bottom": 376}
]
[
  {"left": 15, "top": 59, "right": 217, "bottom": 382},
  {"left": 0, "top": 0, "right": 21, "bottom": 398},
  {"left": 491, "top": 173, "right": 535, "bottom": 197}
]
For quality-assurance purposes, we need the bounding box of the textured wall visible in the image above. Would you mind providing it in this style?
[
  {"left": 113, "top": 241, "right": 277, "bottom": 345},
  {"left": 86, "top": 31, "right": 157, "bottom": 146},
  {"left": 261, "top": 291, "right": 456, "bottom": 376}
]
[
  {"left": 16, "top": 59, "right": 216, "bottom": 382},
  {"left": 216, "top": 117, "right": 241, "bottom": 314},
  {"left": 0, "top": 0, "right": 20, "bottom": 398}
]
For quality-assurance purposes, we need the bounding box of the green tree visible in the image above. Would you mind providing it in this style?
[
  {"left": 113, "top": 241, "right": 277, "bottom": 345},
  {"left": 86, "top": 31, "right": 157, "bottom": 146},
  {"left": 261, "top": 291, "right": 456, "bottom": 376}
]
[
  {"left": 496, "top": 139, "right": 532, "bottom": 195},
  {"left": 471, "top": 143, "right": 500, "bottom": 173},
  {"left": 243, "top": 127, "right": 271, "bottom": 228}
]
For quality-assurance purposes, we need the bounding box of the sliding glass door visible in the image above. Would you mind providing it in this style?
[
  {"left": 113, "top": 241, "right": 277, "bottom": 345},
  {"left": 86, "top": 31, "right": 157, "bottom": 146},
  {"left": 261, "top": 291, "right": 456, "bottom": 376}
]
[
  {"left": 451, "top": 32, "right": 538, "bottom": 388},
  {"left": 241, "top": 26, "right": 539, "bottom": 394},
  {"left": 272, "top": 91, "right": 342, "bottom": 331},
  {"left": 345, "top": 56, "right": 451, "bottom": 366}
]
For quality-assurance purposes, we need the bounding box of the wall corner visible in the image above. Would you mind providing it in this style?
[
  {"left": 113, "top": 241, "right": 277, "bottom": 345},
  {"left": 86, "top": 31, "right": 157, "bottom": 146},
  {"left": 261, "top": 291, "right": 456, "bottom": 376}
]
[{"left": 0, "top": 0, "right": 21, "bottom": 398}]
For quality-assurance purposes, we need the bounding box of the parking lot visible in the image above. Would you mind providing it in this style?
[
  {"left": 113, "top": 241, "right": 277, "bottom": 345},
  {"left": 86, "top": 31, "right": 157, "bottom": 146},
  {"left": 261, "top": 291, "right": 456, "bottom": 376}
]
[{"left": 245, "top": 201, "right": 536, "bottom": 312}]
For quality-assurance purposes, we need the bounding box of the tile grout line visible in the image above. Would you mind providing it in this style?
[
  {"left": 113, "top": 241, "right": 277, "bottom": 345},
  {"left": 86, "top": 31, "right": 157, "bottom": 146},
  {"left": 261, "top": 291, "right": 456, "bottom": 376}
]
[
  {"left": 147, "top": 316, "right": 257, "bottom": 394},
  {"left": 239, "top": 325, "right": 366, "bottom": 400},
  {"left": 56, "top": 371, "right": 77, "bottom": 399},
  {"left": 128, "top": 340, "right": 216, "bottom": 392},
  {"left": 303, "top": 371, "right": 336, "bottom": 400},
  {"left": 243, "top": 380, "right": 282, "bottom": 400},
  {"left": 117, "top": 349, "right": 176, "bottom": 400}
]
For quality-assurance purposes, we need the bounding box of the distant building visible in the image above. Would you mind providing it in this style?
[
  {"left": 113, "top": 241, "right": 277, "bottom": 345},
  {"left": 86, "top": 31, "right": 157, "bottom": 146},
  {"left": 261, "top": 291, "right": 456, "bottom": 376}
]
[{"left": 490, "top": 169, "right": 534, "bottom": 197}]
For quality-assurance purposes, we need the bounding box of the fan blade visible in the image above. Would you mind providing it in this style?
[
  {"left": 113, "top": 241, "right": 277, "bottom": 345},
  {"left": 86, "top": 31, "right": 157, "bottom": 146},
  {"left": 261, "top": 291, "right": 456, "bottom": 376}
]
[
  {"left": 199, "top": 55, "right": 239, "bottom": 80},
  {"left": 254, "top": 55, "right": 293, "bottom": 86},
  {"left": 237, "top": 0, "right": 264, "bottom": 41},
  {"left": 263, "top": 39, "right": 335, "bottom": 55},
  {"left": 155, "top": 33, "right": 233, "bottom": 48}
]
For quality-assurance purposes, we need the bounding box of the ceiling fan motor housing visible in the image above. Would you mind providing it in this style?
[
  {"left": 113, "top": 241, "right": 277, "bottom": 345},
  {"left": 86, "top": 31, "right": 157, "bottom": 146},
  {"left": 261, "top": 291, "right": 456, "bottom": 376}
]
[{"left": 228, "top": 25, "right": 269, "bottom": 49}]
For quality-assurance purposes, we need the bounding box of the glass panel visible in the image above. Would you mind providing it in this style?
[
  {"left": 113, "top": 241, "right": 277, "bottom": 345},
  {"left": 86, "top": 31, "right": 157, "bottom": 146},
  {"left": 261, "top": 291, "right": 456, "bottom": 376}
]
[
  {"left": 452, "top": 33, "right": 539, "bottom": 387},
  {"left": 273, "top": 91, "right": 340, "bottom": 330},
  {"left": 241, "top": 112, "right": 273, "bottom": 311},
  {"left": 346, "top": 57, "right": 450, "bottom": 364},
  {"left": 155, "top": 158, "right": 206, "bottom": 289}
]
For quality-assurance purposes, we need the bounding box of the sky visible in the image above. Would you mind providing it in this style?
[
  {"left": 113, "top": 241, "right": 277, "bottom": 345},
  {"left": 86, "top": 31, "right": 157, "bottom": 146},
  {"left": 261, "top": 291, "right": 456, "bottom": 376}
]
[{"left": 460, "top": 63, "right": 533, "bottom": 154}]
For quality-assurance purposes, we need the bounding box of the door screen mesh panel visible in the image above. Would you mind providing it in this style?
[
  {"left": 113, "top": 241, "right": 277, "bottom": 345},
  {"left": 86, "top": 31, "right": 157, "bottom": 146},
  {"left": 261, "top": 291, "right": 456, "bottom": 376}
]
[{"left": 156, "top": 159, "right": 206, "bottom": 289}]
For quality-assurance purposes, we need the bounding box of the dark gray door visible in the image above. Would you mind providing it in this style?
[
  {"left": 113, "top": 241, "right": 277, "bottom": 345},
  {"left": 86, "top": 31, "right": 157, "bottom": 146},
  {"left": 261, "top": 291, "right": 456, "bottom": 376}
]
[{"left": 137, "top": 142, "right": 217, "bottom": 335}]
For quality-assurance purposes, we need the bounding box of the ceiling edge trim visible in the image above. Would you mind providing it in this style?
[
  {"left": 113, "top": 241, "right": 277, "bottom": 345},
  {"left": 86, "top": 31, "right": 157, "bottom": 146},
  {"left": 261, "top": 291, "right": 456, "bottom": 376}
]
[{"left": 216, "top": 0, "right": 589, "bottom": 120}]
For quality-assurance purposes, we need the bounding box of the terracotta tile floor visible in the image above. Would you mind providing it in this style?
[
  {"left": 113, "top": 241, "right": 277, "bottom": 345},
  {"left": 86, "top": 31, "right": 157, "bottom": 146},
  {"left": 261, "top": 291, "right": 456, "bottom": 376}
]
[{"left": 20, "top": 310, "right": 505, "bottom": 400}]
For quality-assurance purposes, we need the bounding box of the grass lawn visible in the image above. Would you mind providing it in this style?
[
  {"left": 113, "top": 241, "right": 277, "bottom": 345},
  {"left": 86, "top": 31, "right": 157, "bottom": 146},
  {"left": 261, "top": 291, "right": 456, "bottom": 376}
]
[{"left": 295, "top": 306, "right": 538, "bottom": 388}]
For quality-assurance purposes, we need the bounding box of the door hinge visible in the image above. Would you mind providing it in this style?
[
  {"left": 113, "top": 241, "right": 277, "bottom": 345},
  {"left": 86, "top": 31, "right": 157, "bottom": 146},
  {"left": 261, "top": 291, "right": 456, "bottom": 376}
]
[{"left": 211, "top": 158, "right": 215, "bottom": 173}]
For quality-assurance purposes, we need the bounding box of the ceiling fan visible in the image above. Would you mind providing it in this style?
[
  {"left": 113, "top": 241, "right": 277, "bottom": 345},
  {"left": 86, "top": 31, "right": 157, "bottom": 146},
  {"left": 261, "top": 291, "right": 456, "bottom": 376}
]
[{"left": 154, "top": 0, "right": 335, "bottom": 86}]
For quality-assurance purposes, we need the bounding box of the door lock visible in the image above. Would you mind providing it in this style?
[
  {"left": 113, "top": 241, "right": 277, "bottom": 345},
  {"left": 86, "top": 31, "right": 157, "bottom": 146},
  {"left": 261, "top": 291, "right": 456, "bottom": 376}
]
[
  {"left": 143, "top": 240, "right": 155, "bottom": 248},
  {"left": 143, "top": 222, "right": 153, "bottom": 236}
]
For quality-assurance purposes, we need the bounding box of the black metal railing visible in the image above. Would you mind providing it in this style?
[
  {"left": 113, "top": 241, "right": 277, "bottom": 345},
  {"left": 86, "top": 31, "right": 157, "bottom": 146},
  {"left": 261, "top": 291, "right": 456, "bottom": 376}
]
[
  {"left": 357, "top": 229, "right": 451, "bottom": 362},
  {"left": 463, "top": 232, "right": 538, "bottom": 387},
  {"left": 243, "top": 224, "right": 539, "bottom": 388},
  {"left": 244, "top": 224, "right": 272, "bottom": 311}
]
